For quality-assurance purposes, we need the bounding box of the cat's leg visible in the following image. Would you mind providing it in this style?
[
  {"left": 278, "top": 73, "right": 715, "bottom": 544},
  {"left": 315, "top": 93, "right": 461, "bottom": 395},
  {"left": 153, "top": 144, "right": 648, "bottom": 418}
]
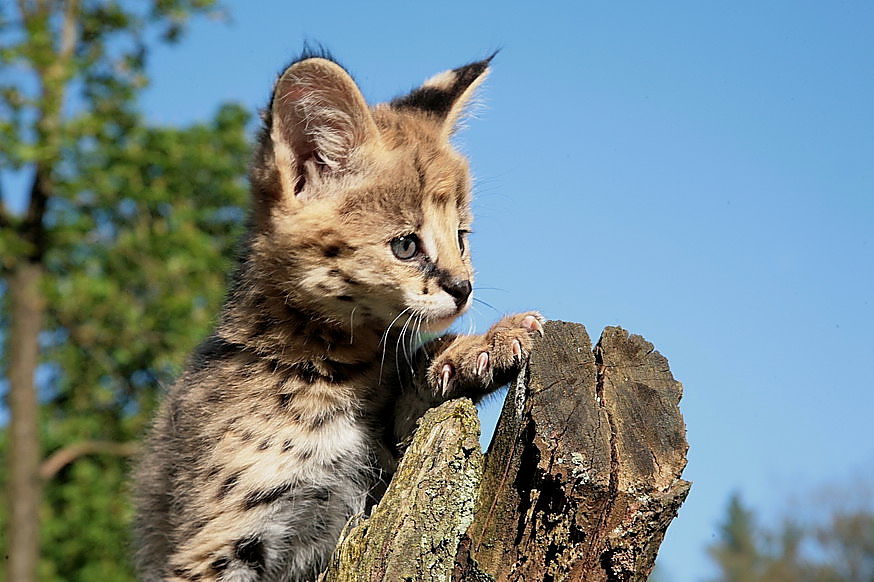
[{"left": 393, "top": 312, "right": 544, "bottom": 442}]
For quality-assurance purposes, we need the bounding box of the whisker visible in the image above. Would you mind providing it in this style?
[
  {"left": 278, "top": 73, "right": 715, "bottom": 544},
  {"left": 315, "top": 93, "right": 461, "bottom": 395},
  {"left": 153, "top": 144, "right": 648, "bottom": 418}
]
[
  {"left": 380, "top": 307, "right": 411, "bottom": 383},
  {"left": 405, "top": 314, "right": 418, "bottom": 365},
  {"left": 418, "top": 317, "right": 432, "bottom": 361},
  {"left": 395, "top": 312, "right": 416, "bottom": 378},
  {"left": 408, "top": 315, "right": 423, "bottom": 375},
  {"left": 380, "top": 308, "right": 410, "bottom": 347},
  {"left": 473, "top": 297, "right": 499, "bottom": 314},
  {"left": 401, "top": 318, "right": 413, "bottom": 372}
]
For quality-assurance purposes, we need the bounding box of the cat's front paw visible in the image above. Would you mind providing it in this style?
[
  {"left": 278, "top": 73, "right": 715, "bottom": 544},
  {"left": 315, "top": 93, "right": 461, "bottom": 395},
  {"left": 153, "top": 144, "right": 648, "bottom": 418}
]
[{"left": 430, "top": 312, "right": 545, "bottom": 398}]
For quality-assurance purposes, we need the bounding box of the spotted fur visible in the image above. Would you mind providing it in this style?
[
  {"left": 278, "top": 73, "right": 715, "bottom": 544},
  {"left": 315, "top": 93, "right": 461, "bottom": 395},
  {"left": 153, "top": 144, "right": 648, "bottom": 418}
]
[{"left": 133, "top": 54, "right": 543, "bottom": 582}]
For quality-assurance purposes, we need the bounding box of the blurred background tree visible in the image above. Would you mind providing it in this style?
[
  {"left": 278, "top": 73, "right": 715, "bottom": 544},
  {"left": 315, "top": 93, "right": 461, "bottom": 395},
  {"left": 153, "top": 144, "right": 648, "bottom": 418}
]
[
  {"left": 0, "top": 2, "right": 249, "bottom": 580},
  {"left": 707, "top": 487, "right": 874, "bottom": 582}
]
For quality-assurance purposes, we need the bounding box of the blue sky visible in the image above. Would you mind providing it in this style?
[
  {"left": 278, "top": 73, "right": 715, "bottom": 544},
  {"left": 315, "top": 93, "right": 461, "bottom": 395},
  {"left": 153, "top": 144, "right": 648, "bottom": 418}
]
[{"left": 8, "top": 1, "right": 874, "bottom": 580}]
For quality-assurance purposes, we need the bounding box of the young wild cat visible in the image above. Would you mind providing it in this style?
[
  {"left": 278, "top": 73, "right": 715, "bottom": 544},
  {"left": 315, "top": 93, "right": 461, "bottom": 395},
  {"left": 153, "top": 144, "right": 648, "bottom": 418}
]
[{"left": 133, "top": 53, "right": 544, "bottom": 582}]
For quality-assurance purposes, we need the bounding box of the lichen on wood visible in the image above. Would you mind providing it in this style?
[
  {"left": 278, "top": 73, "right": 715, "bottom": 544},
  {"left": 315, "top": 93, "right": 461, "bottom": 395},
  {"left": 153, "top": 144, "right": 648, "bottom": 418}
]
[{"left": 320, "top": 398, "right": 483, "bottom": 582}]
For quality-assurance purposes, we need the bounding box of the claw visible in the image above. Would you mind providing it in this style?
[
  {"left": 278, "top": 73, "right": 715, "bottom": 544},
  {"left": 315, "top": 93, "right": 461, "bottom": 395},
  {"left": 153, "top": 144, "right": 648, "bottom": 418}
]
[
  {"left": 476, "top": 352, "right": 490, "bottom": 377},
  {"left": 522, "top": 315, "right": 545, "bottom": 337},
  {"left": 440, "top": 364, "right": 454, "bottom": 396},
  {"left": 511, "top": 339, "right": 522, "bottom": 360}
]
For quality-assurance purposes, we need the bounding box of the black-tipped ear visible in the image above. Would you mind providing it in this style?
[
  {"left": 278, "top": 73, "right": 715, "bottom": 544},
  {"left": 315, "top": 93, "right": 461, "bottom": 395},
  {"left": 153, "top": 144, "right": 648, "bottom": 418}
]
[
  {"left": 268, "top": 57, "right": 379, "bottom": 198},
  {"left": 391, "top": 54, "right": 495, "bottom": 135}
]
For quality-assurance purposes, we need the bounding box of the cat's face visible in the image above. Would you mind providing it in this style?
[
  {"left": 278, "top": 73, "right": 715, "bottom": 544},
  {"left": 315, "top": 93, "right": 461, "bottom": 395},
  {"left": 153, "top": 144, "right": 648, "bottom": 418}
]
[{"left": 248, "top": 56, "right": 490, "bottom": 333}]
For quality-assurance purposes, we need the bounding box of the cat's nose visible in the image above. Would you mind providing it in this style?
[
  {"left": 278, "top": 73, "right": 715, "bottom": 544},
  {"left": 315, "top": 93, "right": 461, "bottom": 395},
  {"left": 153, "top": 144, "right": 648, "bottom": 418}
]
[{"left": 443, "top": 279, "right": 472, "bottom": 309}]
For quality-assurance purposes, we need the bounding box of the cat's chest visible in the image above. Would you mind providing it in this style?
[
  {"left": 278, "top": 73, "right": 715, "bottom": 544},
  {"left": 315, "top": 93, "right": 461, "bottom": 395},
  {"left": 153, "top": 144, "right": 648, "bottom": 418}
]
[{"left": 205, "top": 359, "right": 390, "bottom": 459}]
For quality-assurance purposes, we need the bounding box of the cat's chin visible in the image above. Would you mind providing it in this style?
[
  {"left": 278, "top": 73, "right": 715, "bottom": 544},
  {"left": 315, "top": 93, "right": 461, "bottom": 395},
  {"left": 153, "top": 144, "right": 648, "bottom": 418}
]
[{"left": 420, "top": 312, "right": 466, "bottom": 333}]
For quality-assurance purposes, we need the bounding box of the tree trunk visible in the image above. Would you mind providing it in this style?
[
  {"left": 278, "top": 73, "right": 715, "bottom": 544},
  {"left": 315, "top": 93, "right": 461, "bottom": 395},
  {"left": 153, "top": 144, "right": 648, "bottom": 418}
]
[
  {"left": 322, "top": 321, "right": 690, "bottom": 581},
  {"left": 5, "top": 261, "right": 44, "bottom": 582},
  {"left": 4, "top": 159, "right": 50, "bottom": 582}
]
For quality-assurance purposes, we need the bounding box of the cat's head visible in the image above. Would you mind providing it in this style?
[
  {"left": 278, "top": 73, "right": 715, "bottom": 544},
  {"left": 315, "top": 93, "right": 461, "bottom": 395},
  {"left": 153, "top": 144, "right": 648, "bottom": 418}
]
[{"left": 248, "top": 54, "right": 492, "bottom": 334}]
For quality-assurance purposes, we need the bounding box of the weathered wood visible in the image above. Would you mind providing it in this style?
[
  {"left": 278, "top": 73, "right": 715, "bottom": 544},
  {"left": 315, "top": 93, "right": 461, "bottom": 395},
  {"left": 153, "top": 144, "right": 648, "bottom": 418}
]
[
  {"left": 593, "top": 326, "right": 690, "bottom": 581},
  {"left": 323, "top": 321, "right": 690, "bottom": 581},
  {"left": 458, "top": 320, "right": 610, "bottom": 580},
  {"left": 320, "top": 399, "right": 484, "bottom": 582},
  {"left": 458, "top": 321, "right": 690, "bottom": 581}
]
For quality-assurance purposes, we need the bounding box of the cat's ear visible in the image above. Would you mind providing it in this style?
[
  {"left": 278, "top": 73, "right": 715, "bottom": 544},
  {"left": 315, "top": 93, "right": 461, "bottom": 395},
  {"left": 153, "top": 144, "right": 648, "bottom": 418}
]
[
  {"left": 268, "top": 57, "right": 380, "bottom": 198},
  {"left": 391, "top": 54, "right": 494, "bottom": 137}
]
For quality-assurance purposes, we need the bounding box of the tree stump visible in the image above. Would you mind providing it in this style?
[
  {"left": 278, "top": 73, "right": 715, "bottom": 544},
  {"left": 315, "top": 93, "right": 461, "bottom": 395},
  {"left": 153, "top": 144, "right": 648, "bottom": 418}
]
[{"left": 321, "top": 321, "right": 690, "bottom": 581}]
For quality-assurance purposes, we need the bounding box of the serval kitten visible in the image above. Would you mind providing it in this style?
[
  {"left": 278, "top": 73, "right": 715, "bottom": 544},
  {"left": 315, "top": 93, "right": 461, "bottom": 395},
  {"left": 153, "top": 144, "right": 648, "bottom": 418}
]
[{"left": 133, "top": 53, "right": 544, "bottom": 582}]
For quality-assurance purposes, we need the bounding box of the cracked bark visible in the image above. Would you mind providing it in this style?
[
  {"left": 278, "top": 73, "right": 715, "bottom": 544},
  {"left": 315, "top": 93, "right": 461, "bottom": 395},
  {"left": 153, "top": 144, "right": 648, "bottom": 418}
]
[{"left": 322, "top": 321, "right": 689, "bottom": 581}]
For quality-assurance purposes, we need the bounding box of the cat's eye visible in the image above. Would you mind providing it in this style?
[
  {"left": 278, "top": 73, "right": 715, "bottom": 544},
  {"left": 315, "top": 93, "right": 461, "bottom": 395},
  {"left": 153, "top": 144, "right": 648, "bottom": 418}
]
[
  {"left": 458, "top": 230, "right": 469, "bottom": 255},
  {"left": 390, "top": 234, "right": 420, "bottom": 260}
]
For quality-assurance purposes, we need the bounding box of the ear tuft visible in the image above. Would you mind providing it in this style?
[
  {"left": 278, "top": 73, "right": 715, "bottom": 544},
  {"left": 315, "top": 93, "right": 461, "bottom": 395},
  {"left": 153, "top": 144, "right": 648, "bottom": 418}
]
[{"left": 391, "top": 53, "right": 495, "bottom": 134}]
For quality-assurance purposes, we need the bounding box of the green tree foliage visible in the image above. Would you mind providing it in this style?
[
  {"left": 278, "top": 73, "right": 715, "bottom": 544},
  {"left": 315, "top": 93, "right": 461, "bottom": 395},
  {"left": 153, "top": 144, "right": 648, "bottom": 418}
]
[
  {"left": 43, "top": 102, "right": 250, "bottom": 446},
  {"left": 0, "top": 2, "right": 251, "bottom": 580},
  {"left": 38, "top": 105, "right": 249, "bottom": 582},
  {"left": 708, "top": 490, "right": 874, "bottom": 582}
]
